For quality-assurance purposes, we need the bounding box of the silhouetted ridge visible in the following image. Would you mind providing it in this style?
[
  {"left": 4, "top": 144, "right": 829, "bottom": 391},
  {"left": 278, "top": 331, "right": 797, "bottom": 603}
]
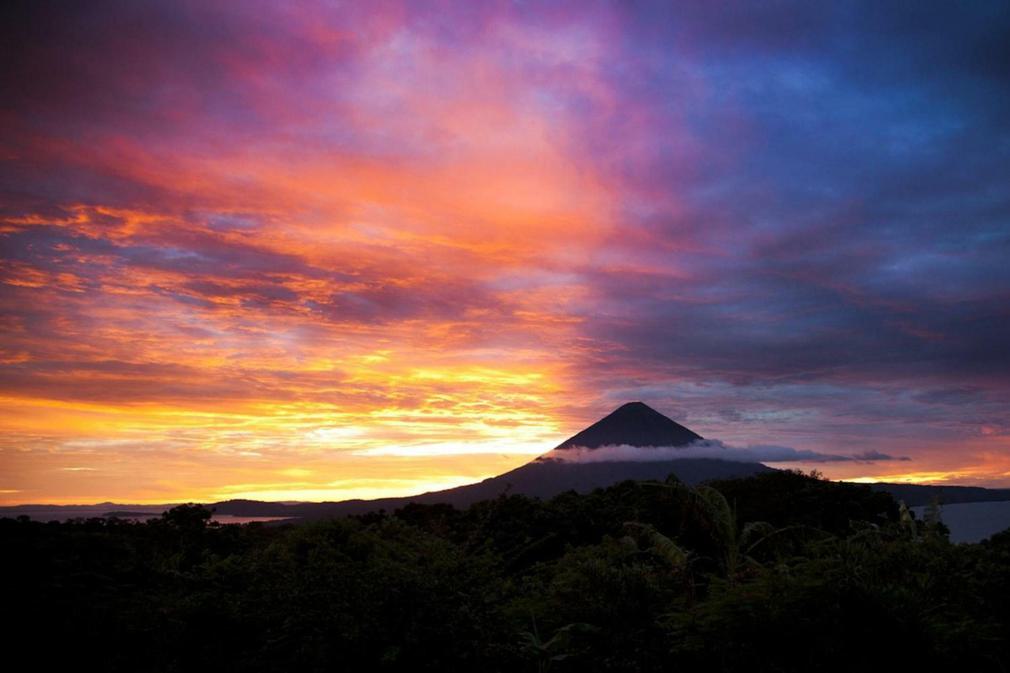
[{"left": 554, "top": 401, "right": 703, "bottom": 450}]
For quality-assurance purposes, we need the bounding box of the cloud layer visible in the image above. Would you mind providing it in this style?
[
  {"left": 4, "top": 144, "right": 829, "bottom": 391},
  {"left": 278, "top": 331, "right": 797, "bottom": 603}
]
[
  {"left": 1, "top": 1, "right": 1009, "bottom": 502},
  {"left": 546, "top": 441, "right": 911, "bottom": 465}
]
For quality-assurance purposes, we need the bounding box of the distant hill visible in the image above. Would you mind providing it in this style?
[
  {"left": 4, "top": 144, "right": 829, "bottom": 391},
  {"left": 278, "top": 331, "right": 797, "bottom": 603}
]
[
  {"left": 210, "top": 457, "right": 773, "bottom": 519},
  {"left": 10, "top": 476, "right": 1010, "bottom": 523},
  {"left": 870, "top": 482, "right": 1010, "bottom": 507}
]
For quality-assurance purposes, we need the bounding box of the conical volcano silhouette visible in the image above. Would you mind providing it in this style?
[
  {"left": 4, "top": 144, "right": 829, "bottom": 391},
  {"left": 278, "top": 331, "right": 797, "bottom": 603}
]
[{"left": 554, "top": 401, "right": 703, "bottom": 450}]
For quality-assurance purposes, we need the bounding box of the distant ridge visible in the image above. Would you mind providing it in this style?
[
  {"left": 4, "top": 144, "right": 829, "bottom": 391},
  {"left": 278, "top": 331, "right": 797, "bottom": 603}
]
[
  {"left": 209, "top": 458, "right": 774, "bottom": 520},
  {"left": 554, "top": 401, "right": 703, "bottom": 450}
]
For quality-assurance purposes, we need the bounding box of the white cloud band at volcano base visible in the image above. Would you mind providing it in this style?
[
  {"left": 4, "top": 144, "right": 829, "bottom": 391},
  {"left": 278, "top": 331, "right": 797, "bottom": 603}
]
[{"left": 544, "top": 440, "right": 911, "bottom": 464}]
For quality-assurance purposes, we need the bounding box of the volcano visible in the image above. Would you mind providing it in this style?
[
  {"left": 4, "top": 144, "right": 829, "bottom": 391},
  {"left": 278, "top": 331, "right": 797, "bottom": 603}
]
[
  {"left": 205, "top": 402, "right": 772, "bottom": 520},
  {"left": 554, "top": 401, "right": 703, "bottom": 450}
]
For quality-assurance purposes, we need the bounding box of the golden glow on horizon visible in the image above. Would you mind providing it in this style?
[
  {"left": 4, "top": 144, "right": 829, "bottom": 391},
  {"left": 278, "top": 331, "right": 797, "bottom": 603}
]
[
  {"left": 847, "top": 471, "right": 976, "bottom": 485},
  {"left": 844, "top": 468, "right": 993, "bottom": 485},
  {"left": 0, "top": 352, "right": 567, "bottom": 504},
  {"left": 210, "top": 475, "right": 493, "bottom": 503}
]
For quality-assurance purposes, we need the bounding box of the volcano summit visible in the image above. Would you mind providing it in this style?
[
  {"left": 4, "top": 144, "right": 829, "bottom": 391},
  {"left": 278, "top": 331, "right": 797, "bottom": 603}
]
[{"left": 554, "top": 401, "right": 704, "bottom": 450}]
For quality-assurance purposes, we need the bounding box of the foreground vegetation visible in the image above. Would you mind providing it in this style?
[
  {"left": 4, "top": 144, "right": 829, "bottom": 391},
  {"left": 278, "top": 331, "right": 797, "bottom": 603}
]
[{"left": 5, "top": 470, "right": 1010, "bottom": 672}]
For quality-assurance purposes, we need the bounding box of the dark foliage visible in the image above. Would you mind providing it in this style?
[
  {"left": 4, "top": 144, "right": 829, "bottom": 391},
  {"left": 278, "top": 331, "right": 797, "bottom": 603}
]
[{"left": 3, "top": 471, "right": 1009, "bottom": 672}]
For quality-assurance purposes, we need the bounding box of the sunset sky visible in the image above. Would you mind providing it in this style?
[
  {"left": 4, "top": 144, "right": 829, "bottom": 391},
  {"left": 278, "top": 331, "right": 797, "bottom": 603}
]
[{"left": 2, "top": 1, "right": 1009, "bottom": 504}]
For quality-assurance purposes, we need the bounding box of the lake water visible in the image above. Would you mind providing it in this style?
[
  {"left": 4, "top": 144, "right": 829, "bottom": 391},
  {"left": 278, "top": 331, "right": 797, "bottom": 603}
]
[
  {"left": 210, "top": 515, "right": 292, "bottom": 524},
  {"left": 0, "top": 507, "right": 290, "bottom": 525},
  {"left": 911, "top": 500, "right": 1010, "bottom": 543}
]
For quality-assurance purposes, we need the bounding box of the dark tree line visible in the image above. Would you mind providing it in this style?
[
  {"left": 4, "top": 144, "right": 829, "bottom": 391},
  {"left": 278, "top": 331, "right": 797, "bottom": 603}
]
[{"left": 4, "top": 470, "right": 1010, "bottom": 672}]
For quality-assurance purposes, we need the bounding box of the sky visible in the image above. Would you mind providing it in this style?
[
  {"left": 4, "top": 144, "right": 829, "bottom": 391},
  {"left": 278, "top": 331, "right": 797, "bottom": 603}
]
[{"left": 1, "top": 0, "right": 1009, "bottom": 504}]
